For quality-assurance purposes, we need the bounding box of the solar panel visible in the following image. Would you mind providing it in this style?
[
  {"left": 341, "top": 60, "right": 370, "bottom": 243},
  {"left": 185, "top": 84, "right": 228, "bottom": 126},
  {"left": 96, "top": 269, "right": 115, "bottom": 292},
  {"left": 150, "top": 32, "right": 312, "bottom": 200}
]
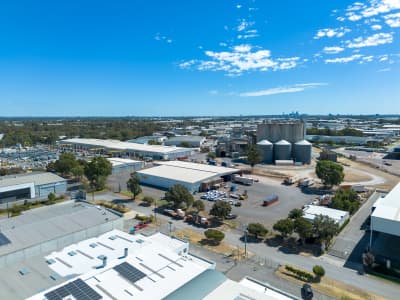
[
  {"left": 44, "top": 278, "right": 102, "bottom": 300},
  {"left": 0, "top": 233, "right": 11, "bottom": 246},
  {"left": 113, "top": 262, "right": 146, "bottom": 284}
]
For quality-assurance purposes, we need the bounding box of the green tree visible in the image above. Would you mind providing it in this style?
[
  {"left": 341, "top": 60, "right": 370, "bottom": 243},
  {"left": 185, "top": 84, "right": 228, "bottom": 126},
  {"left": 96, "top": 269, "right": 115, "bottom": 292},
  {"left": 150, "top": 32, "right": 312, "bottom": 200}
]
[
  {"left": 273, "top": 218, "right": 294, "bottom": 238},
  {"left": 289, "top": 208, "right": 304, "bottom": 219},
  {"left": 192, "top": 200, "right": 205, "bottom": 213},
  {"left": 209, "top": 200, "right": 232, "bottom": 219},
  {"left": 71, "top": 164, "right": 85, "bottom": 180},
  {"left": 148, "top": 140, "right": 162, "bottom": 145},
  {"left": 142, "top": 196, "right": 154, "bottom": 206},
  {"left": 204, "top": 229, "right": 225, "bottom": 245},
  {"left": 54, "top": 153, "right": 78, "bottom": 176},
  {"left": 313, "top": 265, "right": 325, "bottom": 278},
  {"left": 316, "top": 160, "right": 344, "bottom": 187},
  {"left": 294, "top": 217, "right": 313, "bottom": 243},
  {"left": 331, "top": 188, "right": 360, "bottom": 214},
  {"left": 247, "top": 223, "right": 268, "bottom": 239},
  {"left": 84, "top": 156, "right": 112, "bottom": 191},
  {"left": 207, "top": 152, "right": 216, "bottom": 160},
  {"left": 246, "top": 144, "right": 261, "bottom": 170},
  {"left": 313, "top": 215, "right": 339, "bottom": 250},
  {"left": 127, "top": 173, "right": 142, "bottom": 200},
  {"left": 165, "top": 184, "right": 194, "bottom": 209}
]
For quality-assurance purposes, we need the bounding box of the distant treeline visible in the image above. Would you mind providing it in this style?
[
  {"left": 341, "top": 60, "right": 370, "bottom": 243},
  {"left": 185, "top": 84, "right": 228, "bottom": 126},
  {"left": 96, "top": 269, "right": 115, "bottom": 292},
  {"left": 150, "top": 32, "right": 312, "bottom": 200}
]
[
  {"left": 306, "top": 127, "right": 365, "bottom": 137},
  {"left": 0, "top": 119, "right": 163, "bottom": 147}
]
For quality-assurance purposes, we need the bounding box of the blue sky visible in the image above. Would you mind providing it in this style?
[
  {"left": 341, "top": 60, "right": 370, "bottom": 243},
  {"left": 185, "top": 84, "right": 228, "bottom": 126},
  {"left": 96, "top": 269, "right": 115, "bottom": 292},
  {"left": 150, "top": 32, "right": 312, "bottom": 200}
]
[{"left": 0, "top": 0, "right": 399, "bottom": 116}]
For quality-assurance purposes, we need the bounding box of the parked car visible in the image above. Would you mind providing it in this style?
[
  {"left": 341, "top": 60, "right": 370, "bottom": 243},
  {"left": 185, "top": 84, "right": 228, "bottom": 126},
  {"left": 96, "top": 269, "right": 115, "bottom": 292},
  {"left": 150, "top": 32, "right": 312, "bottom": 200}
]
[
  {"left": 301, "top": 284, "right": 313, "bottom": 300},
  {"left": 225, "top": 213, "right": 237, "bottom": 220}
]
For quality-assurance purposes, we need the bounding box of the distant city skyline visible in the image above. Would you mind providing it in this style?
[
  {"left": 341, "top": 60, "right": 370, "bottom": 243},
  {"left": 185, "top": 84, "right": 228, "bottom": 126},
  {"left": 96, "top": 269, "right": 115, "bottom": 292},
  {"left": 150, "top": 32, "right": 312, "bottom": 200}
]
[{"left": 0, "top": 0, "right": 399, "bottom": 116}]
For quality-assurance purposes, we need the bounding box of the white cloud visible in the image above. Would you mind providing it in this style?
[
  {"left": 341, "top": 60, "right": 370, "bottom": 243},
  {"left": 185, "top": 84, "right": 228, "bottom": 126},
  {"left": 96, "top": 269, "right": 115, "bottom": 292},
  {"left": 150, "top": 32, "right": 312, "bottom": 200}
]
[
  {"left": 346, "top": 0, "right": 400, "bottom": 21},
  {"left": 154, "top": 33, "right": 173, "bottom": 44},
  {"left": 219, "top": 42, "right": 228, "bottom": 47},
  {"left": 384, "top": 12, "right": 400, "bottom": 27},
  {"left": 325, "top": 54, "right": 363, "bottom": 63},
  {"left": 237, "top": 19, "right": 254, "bottom": 32},
  {"left": 240, "top": 83, "right": 325, "bottom": 97},
  {"left": 337, "top": 16, "right": 346, "bottom": 22},
  {"left": 179, "top": 44, "right": 300, "bottom": 76},
  {"left": 378, "top": 67, "right": 391, "bottom": 72},
  {"left": 379, "top": 54, "right": 389, "bottom": 61},
  {"left": 314, "top": 27, "right": 351, "bottom": 39},
  {"left": 209, "top": 90, "right": 219, "bottom": 95},
  {"left": 346, "top": 32, "right": 393, "bottom": 48},
  {"left": 236, "top": 4, "right": 242, "bottom": 9},
  {"left": 323, "top": 46, "right": 345, "bottom": 54},
  {"left": 371, "top": 24, "right": 382, "bottom": 30}
]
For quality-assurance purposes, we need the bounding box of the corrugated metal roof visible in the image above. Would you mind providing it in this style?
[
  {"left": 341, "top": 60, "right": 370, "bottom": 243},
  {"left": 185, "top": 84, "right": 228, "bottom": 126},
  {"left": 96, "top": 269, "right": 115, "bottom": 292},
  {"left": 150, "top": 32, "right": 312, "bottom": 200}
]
[
  {"left": 164, "top": 269, "right": 226, "bottom": 300},
  {"left": 0, "top": 172, "right": 66, "bottom": 188}
]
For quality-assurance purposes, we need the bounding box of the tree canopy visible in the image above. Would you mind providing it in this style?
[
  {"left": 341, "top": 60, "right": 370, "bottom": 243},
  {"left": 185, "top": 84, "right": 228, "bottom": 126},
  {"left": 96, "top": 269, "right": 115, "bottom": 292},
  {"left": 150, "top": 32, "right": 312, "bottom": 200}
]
[
  {"left": 331, "top": 188, "right": 360, "bottom": 214},
  {"left": 127, "top": 173, "right": 142, "bottom": 200},
  {"left": 294, "top": 217, "right": 313, "bottom": 243},
  {"left": 313, "top": 215, "right": 339, "bottom": 249},
  {"left": 273, "top": 218, "right": 294, "bottom": 238},
  {"left": 54, "top": 153, "right": 78, "bottom": 176},
  {"left": 316, "top": 160, "right": 344, "bottom": 187},
  {"left": 288, "top": 208, "right": 304, "bottom": 219},
  {"left": 84, "top": 156, "right": 112, "bottom": 190},
  {"left": 204, "top": 229, "right": 225, "bottom": 245},
  {"left": 192, "top": 200, "right": 205, "bottom": 212},
  {"left": 247, "top": 223, "right": 268, "bottom": 239},
  {"left": 164, "top": 184, "right": 194, "bottom": 209},
  {"left": 209, "top": 200, "right": 232, "bottom": 219},
  {"left": 246, "top": 144, "right": 261, "bottom": 168}
]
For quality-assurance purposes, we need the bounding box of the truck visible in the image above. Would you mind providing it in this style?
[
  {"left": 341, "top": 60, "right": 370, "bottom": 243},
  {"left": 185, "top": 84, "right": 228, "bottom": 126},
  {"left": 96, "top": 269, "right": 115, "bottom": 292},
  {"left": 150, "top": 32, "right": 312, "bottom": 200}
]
[
  {"left": 263, "top": 194, "right": 279, "bottom": 206},
  {"left": 298, "top": 178, "right": 314, "bottom": 188},
  {"left": 232, "top": 174, "right": 253, "bottom": 186},
  {"left": 284, "top": 176, "right": 300, "bottom": 185}
]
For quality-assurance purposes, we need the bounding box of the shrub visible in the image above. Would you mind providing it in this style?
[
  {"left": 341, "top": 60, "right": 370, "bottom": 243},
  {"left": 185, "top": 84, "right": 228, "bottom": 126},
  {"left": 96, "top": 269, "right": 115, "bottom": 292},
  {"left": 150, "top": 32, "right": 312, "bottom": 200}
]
[
  {"left": 285, "top": 265, "right": 314, "bottom": 282},
  {"left": 204, "top": 229, "right": 225, "bottom": 245},
  {"left": 313, "top": 265, "right": 325, "bottom": 277}
]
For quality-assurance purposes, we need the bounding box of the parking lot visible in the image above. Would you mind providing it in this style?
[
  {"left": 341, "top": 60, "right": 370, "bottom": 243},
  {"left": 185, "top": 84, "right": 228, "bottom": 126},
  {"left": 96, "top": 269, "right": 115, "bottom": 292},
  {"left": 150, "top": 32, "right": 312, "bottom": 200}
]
[{"left": 196, "top": 176, "right": 316, "bottom": 228}]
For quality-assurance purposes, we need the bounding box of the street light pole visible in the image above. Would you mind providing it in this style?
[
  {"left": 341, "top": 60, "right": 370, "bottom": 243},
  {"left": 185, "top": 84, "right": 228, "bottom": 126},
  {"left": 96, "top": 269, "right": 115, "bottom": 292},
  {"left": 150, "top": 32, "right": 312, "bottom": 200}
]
[
  {"left": 168, "top": 221, "right": 172, "bottom": 236},
  {"left": 244, "top": 228, "right": 248, "bottom": 258}
]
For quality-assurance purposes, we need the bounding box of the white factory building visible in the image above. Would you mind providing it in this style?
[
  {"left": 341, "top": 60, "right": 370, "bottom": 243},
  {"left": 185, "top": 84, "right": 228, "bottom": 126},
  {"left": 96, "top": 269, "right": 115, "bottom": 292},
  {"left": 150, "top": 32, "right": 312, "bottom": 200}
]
[
  {"left": 28, "top": 229, "right": 297, "bottom": 300},
  {"left": 107, "top": 158, "right": 144, "bottom": 175},
  {"left": 0, "top": 172, "right": 67, "bottom": 205},
  {"left": 371, "top": 182, "right": 400, "bottom": 237},
  {"left": 59, "top": 138, "right": 194, "bottom": 160},
  {"left": 137, "top": 160, "right": 239, "bottom": 192},
  {"left": 303, "top": 205, "right": 349, "bottom": 227}
]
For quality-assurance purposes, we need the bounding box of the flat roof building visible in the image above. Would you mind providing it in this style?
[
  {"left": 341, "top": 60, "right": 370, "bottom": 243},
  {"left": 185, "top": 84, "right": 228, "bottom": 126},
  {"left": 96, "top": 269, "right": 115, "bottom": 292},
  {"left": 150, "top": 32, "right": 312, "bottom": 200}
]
[
  {"left": 137, "top": 161, "right": 238, "bottom": 192},
  {"left": 107, "top": 158, "right": 144, "bottom": 175},
  {"left": 0, "top": 172, "right": 67, "bottom": 205},
  {"left": 303, "top": 205, "right": 349, "bottom": 227},
  {"left": 0, "top": 201, "right": 123, "bottom": 269},
  {"left": 164, "top": 136, "right": 206, "bottom": 148},
  {"left": 59, "top": 138, "right": 194, "bottom": 160},
  {"left": 371, "top": 182, "right": 400, "bottom": 237},
  {"left": 27, "top": 229, "right": 297, "bottom": 300}
]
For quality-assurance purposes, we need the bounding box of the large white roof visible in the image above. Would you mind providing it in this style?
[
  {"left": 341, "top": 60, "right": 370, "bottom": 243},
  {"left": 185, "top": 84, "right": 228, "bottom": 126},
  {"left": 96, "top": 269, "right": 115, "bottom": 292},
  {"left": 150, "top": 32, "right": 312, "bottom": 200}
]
[
  {"left": 28, "top": 230, "right": 214, "bottom": 300},
  {"left": 303, "top": 205, "right": 348, "bottom": 222},
  {"left": 372, "top": 182, "right": 400, "bottom": 222},
  {"left": 61, "top": 138, "right": 190, "bottom": 154},
  {"left": 155, "top": 160, "right": 238, "bottom": 175},
  {"left": 138, "top": 165, "right": 221, "bottom": 183}
]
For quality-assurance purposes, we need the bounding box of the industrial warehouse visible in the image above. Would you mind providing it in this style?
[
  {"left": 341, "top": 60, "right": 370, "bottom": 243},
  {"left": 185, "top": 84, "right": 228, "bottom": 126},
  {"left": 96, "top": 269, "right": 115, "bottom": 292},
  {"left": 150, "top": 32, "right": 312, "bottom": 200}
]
[
  {"left": 59, "top": 138, "right": 194, "bottom": 160},
  {"left": 27, "top": 229, "right": 296, "bottom": 300},
  {"left": 0, "top": 172, "right": 67, "bottom": 205},
  {"left": 107, "top": 157, "right": 144, "bottom": 175},
  {"left": 137, "top": 161, "right": 239, "bottom": 192},
  {"left": 256, "top": 121, "right": 312, "bottom": 164}
]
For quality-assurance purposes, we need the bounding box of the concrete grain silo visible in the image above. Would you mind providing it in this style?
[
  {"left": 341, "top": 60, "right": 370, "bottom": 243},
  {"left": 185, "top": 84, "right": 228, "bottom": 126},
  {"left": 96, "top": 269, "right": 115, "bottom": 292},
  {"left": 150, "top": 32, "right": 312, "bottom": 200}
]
[
  {"left": 274, "top": 140, "right": 292, "bottom": 161},
  {"left": 257, "top": 139, "right": 273, "bottom": 164},
  {"left": 257, "top": 122, "right": 305, "bottom": 143},
  {"left": 294, "top": 140, "right": 312, "bottom": 164}
]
